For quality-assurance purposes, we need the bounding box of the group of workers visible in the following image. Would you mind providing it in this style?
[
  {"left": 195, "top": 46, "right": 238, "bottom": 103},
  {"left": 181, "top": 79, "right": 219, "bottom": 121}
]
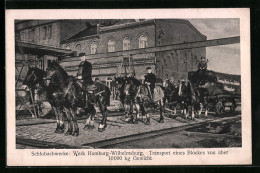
[{"left": 76, "top": 53, "right": 208, "bottom": 106}]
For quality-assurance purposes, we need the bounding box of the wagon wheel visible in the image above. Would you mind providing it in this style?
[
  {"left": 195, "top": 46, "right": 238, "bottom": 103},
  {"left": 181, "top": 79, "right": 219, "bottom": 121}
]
[{"left": 215, "top": 101, "right": 224, "bottom": 116}]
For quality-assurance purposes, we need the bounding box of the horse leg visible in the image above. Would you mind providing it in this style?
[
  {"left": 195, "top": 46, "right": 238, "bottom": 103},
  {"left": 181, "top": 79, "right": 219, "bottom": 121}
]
[
  {"left": 198, "top": 103, "right": 203, "bottom": 118},
  {"left": 204, "top": 105, "right": 208, "bottom": 119},
  {"left": 139, "top": 103, "right": 145, "bottom": 122},
  {"left": 174, "top": 105, "right": 177, "bottom": 115},
  {"left": 88, "top": 104, "right": 96, "bottom": 130},
  {"left": 124, "top": 104, "right": 129, "bottom": 121},
  {"left": 71, "top": 107, "right": 79, "bottom": 136},
  {"left": 98, "top": 99, "right": 108, "bottom": 132},
  {"left": 142, "top": 103, "right": 150, "bottom": 125},
  {"left": 134, "top": 103, "right": 140, "bottom": 123},
  {"left": 183, "top": 106, "right": 188, "bottom": 119},
  {"left": 158, "top": 99, "right": 164, "bottom": 123},
  {"left": 191, "top": 105, "right": 195, "bottom": 120},
  {"left": 64, "top": 107, "right": 73, "bottom": 135},
  {"left": 83, "top": 108, "right": 91, "bottom": 130},
  {"left": 129, "top": 101, "right": 135, "bottom": 123},
  {"left": 56, "top": 107, "right": 65, "bottom": 133},
  {"left": 52, "top": 107, "right": 60, "bottom": 133},
  {"left": 180, "top": 102, "right": 184, "bottom": 116}
]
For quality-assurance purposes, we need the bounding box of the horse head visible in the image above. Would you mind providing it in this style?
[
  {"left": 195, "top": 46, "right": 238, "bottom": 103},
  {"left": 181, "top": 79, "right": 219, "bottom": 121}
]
[
  {"left": 45, "top": 61, "right": 68, "bottom": 87},
  {"left": 123, "top": 77, "right": 132, "bottom": 96},
  {"left": 178, "top": 80, "right": 195, "bottom": 97},
  {"left": 45, "top": 62, "right": 58, "bottom": 87},
  {"left": 23, "top": 67, "right": 46, "bottom": 89}
]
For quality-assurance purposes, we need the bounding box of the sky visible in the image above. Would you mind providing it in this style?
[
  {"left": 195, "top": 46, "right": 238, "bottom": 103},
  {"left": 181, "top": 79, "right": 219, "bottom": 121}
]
[{"left": 188, "top": 19, "right": 240, "bottom": 75}]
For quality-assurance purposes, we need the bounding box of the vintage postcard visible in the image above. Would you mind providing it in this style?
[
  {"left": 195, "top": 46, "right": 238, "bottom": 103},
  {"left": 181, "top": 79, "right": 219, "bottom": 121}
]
[{"left": 6, "top": 9, "right": 251, "bottom": 166}]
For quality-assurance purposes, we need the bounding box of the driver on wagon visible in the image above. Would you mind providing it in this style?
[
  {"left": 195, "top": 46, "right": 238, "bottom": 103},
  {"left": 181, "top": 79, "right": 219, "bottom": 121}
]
[{"left": 198, "top": 56, "right": 208, "bottom": 71}]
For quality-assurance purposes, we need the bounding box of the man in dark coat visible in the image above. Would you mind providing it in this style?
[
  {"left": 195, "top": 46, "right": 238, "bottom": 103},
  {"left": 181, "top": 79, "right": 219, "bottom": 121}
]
[
  {"left": 198, "top": 56, "right": 208, "bottom": 71},
  {"left": 144, "top": 67, "right": 156, "bottom": 99},
  {"left": 77, "top": 53, "right": 95, "bottom": 90},
  {"left": 77, "top": 53, "right": 95, "bottom": 107}
]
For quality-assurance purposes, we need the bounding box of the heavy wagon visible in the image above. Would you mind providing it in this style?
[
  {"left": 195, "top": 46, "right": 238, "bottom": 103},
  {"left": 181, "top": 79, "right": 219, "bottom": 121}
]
[{"left": 188, "top": 70, "right": 241, "bottom": 116}]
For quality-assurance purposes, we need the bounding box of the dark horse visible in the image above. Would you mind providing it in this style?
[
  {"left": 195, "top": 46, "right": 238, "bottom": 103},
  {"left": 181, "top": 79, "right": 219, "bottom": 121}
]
[
  {"left": 123, "top": 77, "right": 165, "bottom": 124},
  {"left": 45, "top": 61, "right": 111, "bottom": 133},
  {"left": 177, "top": 80, "right": 197, "bottom": 119},
  {"left": 164, "top": 80, "right": 179, "bottom": 115},
  {"left": 22, "top": 66, "right": 74, "bottom": 134},
  {"left": 114, "top": 76, "right": 136, "bottom": 121}
]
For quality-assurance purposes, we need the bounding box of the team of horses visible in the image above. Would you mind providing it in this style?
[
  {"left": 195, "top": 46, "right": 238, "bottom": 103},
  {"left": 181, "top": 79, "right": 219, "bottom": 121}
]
[{"left": 22, "top": 61, "right": 211, "bottom": 137}]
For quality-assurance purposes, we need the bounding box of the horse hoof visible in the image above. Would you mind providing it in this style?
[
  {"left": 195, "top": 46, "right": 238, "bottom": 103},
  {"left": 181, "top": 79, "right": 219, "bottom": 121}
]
[
  {"left": 83, "top": 124, "right": 89, "bottom": 130},
  {"left": 159, "top": 119, "right": 164, "bottom": 123},
  {"left": 127, "top": 119, "right": 133, "bottom": 123},
  {"left": 145, "top": 121, "right": 150, "bottom": 125},
  {"left": 98, "top": 128, "right": 104, "bottom": 132},
  {"left": 137, "top": 118, "right": 143, "bottom": 122},
  {"left": 72, "top": 129, "right": 79, "bottom": 136},
  {"left": 72, "top": 132, "right": 79, "bottom": 136},
  {"left": 145, "top": 119, "right": 150, "bottom": 125},
  {"left": 88, "top": 125, "right": 95, "bottom": 130},
  {"left": 56, "top": 129, "right": 64, "bottom": 134},
  {"left": 65, "top": 131, "right": 72, "bottom": 136},
  {"left": 133, "top": 120, "right": 138, "bottom": 124},
  {"left": 54, "top": 128, "right": 59, "bottom": 133}
]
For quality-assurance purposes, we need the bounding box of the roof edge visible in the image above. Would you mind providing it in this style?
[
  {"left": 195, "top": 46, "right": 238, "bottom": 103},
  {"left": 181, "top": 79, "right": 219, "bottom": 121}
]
[{"left": 158, "top": 19, "right": 207, "bottom": 40}]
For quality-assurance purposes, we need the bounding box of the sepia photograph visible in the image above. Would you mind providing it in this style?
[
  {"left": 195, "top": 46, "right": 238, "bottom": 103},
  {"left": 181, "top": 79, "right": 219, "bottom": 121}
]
[{"left": 6, "top": 9, "right": 251, "bottom": 166}]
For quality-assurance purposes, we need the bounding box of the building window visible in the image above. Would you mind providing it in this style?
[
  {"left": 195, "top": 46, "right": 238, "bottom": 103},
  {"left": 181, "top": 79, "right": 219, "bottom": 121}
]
[
  {"left": 75, "top": 44, "right": 82, "bottom": 53},
  {"left": 43, "top": 26, "right": 47, "bottom": 40},
  {"left": 90, "top": 42, "right": 98, "bottom": 54},
  {"left": 123, "top": 37, "right": 130, "bottom": 51},
  {"left": 139, "top": 35, "right": 148, "bottom": 48},
  {"left": 20, "top": 31, "right": 25, "bottom": 41},
  {"left": 29, "top": 29, "right": 35, "bottom": 42},
  {"left": 48, "top": 25, "right": 52, "bottom": 39},
  {"left": 65, "top": 44, "right": 71, "bottom": 50},
  {"left": 108, "top": 39, "right": 115, "bottom": 52}
]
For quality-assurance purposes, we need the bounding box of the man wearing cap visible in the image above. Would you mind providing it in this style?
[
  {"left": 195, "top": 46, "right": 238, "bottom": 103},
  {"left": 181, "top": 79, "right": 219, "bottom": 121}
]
[
  {"left": 144, "top": 67, "right": 156, "bottom": 99},
  {"left": 198, "top": 56, "right": 208, "bottom": 71},
  {"left": 77, "top": 53, "right": 95, "bottom": 89},
  {"left": 77, "top": 53, "right": 95, "bottom": 106}
]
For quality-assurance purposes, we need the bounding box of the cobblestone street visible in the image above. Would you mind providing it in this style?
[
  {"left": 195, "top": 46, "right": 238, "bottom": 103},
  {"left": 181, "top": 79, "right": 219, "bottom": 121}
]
[{"left": 16, "top": 112, "right": 219, "bottom": 148}]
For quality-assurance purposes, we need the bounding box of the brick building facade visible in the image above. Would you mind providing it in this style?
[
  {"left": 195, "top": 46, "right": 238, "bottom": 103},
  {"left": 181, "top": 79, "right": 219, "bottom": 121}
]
[
  {"left": 15, "top": 19, "right": 206, "bottom": 87},
  {"left": 59, "top": 19, "right": 206, "bottom": 84},
  {"left": 15, "top": 20, "right": 87, "bottom": 85}
]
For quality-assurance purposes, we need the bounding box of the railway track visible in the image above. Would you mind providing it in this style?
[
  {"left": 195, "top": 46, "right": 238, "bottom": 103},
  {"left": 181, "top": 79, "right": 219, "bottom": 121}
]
[
  {"left": 82, "top": 115, "right": 241, "bottom": 148},
  {"left": 16, "top": 115, "right": 240, "bottom": 149}
]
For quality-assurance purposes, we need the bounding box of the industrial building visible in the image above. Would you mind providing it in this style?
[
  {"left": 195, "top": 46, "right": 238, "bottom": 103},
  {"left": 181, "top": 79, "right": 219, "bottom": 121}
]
[{"left": 15, "top": 19, "right": 207, "bottom": 88}]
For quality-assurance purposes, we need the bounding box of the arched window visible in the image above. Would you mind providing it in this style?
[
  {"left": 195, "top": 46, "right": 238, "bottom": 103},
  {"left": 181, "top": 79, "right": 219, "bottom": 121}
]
[
  {"left": 108, "top": 39, "right": 115, "bottom": 52},
  {"left": 123, "top": 37, "right": 130, "bottom": 51},
  {"left": 139, "top": 35, "right": 148, "bottom": 48},
  {"left": 90, "top": 42, "right": 98, "bottom": 54},
  {"left": 75, "top": 44, "right": 82, "bottom": 53},
  {"left": 65, "top": 44, "right": 71, "bottom": 50}
]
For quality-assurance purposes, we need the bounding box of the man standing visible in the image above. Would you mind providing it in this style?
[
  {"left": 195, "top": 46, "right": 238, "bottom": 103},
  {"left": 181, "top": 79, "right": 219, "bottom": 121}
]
[{"left": 144, "top": 67, "right": 156, "bottom": 99}]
